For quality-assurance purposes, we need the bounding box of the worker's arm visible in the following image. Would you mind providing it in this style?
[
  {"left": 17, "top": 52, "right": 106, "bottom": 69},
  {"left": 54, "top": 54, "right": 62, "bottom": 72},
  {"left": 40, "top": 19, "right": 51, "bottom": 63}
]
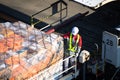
[
  {"left": 63, "top": 32, "right": 70, "bottom": 39},
  {"left": 76, "top": 46, "right": 81, "bottom": 57},
  {"left": 78, "top": 36, "right": 82, "bottom": 48},
  {"left": 76, "top": 36, "right": 82, "bottom": 57}
]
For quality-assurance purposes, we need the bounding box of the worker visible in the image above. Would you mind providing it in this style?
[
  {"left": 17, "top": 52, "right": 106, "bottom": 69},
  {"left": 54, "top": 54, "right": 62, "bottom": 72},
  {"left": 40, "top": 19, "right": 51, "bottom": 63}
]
[{"left": 63, "top": 26, "right": 82, "bottom": 72}]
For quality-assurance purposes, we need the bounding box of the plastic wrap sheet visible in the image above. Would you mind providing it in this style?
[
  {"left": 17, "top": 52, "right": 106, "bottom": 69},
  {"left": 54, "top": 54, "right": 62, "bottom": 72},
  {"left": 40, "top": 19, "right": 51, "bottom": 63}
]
[{"left": 0, "top": 21, "right": 64, "bottom": 80}]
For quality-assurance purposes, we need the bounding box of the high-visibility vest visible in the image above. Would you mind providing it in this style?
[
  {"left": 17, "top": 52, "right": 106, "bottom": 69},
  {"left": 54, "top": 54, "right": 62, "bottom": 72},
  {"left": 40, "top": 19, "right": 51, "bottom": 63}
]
[{"left": 68, "top": 33, "right": 80, "bottom": 52}]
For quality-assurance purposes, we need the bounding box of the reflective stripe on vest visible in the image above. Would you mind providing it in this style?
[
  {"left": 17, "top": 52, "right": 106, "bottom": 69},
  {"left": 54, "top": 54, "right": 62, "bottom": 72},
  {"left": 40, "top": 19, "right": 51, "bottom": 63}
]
[{"left": 68, "top": 33, "right": 80, "bottom": 52}]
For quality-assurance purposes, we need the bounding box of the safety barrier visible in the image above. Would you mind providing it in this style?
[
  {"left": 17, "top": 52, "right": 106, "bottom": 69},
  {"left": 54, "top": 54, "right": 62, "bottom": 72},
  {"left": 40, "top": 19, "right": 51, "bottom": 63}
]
[
  {"left": 31, "top": 0, "right": 67, "bottom": 30},
  {"left": 28, "top": 55, "right": 77, "bottom": 80},
  {"left": 111, "top": 67, "right": 120, "bottom": 80}
]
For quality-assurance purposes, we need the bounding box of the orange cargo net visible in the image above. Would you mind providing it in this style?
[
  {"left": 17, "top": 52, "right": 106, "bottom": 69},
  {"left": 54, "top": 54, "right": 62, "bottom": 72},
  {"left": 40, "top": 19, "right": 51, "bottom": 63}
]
[
  {"left": 0, "top": 34, "right": 23, "bottom": 53},
  {"left": 0, "top": 21, "right": 63, "bottom": 80},
  {"left": 9, "top": 51, "right": 53, "bottom": 80},
  {"left": 0, "top": 40, "right": 8, "bottom": 53},
  {"left": 5, "top": 55, "right": 25, "bottom": 66},
  {"left": 0, "top": 29, "right": 14, "bottom": 37}
]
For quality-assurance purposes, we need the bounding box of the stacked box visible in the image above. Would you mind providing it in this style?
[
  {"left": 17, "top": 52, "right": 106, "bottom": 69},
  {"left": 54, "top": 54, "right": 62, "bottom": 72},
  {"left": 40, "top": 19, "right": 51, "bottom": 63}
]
[{"left": 0, "top": 21, "right": 64, "bottom": 80}]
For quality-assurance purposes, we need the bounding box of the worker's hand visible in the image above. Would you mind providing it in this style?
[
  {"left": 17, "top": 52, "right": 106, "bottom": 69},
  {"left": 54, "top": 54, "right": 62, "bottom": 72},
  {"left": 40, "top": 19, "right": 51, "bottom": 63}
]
[{"left": 76, "top": 47, "right": 81, "bottom": 57}]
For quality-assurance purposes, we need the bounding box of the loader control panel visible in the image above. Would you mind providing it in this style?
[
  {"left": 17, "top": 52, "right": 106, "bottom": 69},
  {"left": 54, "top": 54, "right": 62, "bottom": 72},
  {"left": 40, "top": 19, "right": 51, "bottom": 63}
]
[{"left": 102, "top": 31, "right": 120, "bottom": 68}]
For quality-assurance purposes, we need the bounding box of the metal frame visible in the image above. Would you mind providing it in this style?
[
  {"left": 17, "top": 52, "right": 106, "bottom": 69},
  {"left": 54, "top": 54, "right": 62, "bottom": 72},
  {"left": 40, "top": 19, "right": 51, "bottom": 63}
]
[
  {"left": 28, "top": 55, "right": 78, "bottom": 80},
  {"left": 31, "top": 0, "right": 67, "bottom": 30},
  {"left": 111, "top": 67, "right": 120, "bottom": 80}
]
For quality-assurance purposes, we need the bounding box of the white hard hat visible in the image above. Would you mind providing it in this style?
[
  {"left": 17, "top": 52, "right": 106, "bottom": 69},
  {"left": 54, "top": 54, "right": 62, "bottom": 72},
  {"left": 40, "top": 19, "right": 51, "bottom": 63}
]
[{"left": 71, "top": 27, "right": 79, "bottom": 35}]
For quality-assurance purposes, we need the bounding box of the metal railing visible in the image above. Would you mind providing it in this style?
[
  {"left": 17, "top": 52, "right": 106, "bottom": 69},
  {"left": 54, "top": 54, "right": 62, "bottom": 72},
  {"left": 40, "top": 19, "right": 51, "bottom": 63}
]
[
  {"left": 111, "top": 67, "right": 120, "bottom": 80},
  {"left": 31, "top": 0, "right": 67, "bottom": 30},
  {"left": 28, "top": 55, "right": 77, "bottom": 80}
]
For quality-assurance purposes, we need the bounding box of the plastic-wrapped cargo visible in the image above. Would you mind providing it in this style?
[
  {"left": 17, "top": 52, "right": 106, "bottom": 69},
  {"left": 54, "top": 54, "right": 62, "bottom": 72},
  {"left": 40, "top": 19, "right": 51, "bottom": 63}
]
[
  {"left": 0, "top": 21, "right": 64, "bottom": 80},
  {"left": 29, "top": 59, "right": 63, "bottom": 80}
]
